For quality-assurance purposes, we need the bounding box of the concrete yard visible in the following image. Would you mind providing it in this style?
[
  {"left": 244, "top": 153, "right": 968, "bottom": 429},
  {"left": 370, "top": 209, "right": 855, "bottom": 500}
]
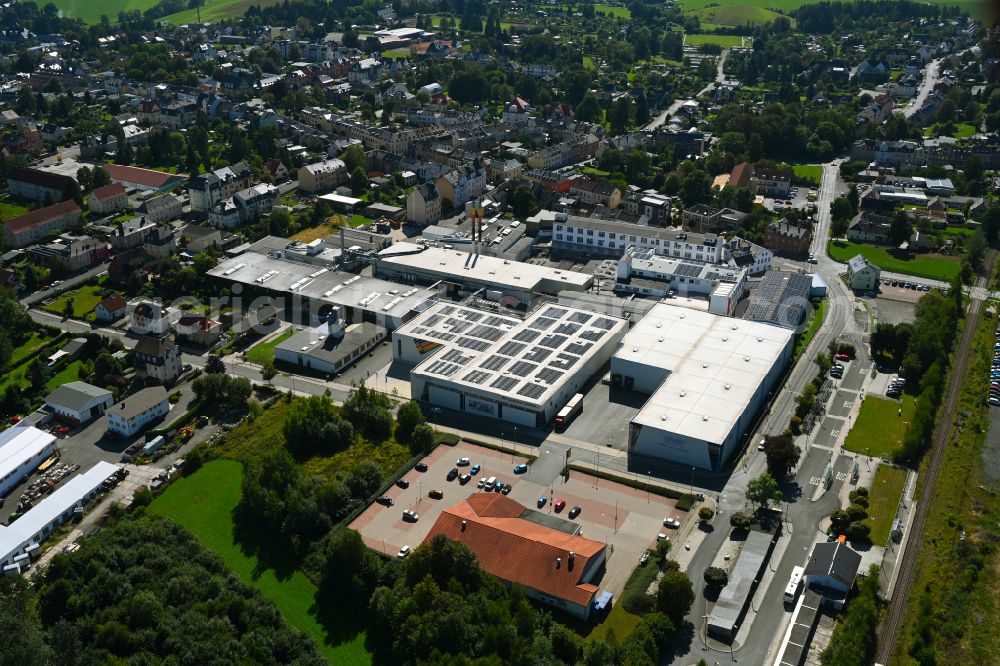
[{"left": 349, "top": 440, "right": 691, "bottom": 600}]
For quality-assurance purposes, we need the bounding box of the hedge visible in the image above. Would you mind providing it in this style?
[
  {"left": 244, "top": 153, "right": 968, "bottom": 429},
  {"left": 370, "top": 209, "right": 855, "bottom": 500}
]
[
  {"left": 461, "top": 436, "right": 539, "bottom": 463},
  {"left": 621, "top": 554, "right": 662, "bottom": 615}
]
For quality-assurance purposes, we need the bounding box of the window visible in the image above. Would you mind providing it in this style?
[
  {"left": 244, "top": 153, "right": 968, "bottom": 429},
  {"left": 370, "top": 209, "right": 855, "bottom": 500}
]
[
  {"left": 598, "top": 231, "right": 605, "bottom": 238},
  {"left": 586, "top": 229, "right": 594, "bottom": 236},
  {"left": 555, "top": 233, "right": 563, "bottom": 240}
]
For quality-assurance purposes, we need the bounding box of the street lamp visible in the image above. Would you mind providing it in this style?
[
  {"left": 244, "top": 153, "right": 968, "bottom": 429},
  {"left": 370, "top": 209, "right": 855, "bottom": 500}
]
[
  {"left": 690, "top": 466, "right": 695, "bottom": 496},
  {"left": 646, "top": 470, "right": 651, "bottom": 502}
]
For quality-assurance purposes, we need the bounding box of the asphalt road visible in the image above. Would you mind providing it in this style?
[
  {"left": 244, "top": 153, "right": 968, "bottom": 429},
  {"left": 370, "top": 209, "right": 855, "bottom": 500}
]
[
  {"left": 20, "top": 262, "right": 110, "bottom": 306},
  {"left": 644, "top": 49, "right": 729, "bottom": 131}
]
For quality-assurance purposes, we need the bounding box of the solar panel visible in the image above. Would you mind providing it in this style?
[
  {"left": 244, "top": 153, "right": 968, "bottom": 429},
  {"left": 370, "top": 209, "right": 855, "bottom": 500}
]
[
  {"left": 579, "top": 329, "right": 604, "bottom": 342},
  {"left": 524, "top": 347, "right": 552, "bottom": 363},
  {"left": 554, "top": 322, "right": 581, "bottom": 336},
  {"left": 490, "top": 376, "right": 519, "bottom": 391},
  {"left": 442, "top": 348, "right": 473, "bottom": 364},
  {"left": 446, "top": 318, "right": 471, "bottom": 335},
  {"left": 539, "top": 334, "right": 568, "bottom": 349},
  {"left": 497, "top": 341, "right": 526, "bottom": 356},
  {"left": 543, "top": 306, "right": 568, "bottom": 318},
  {"left": 593, "top": 317, "right": 616, "bottom": 330},
  {"left": 440, "top": 305, "right": 456, "bottom": 315},
  {"left": 548, "top": 352, "right": 579, "bottom": 370},
  {"left": 463, "top": 310, "right": 483, "bottom": 322},
  {"left": 565, "top": 341, "right": 592, "bottom": 356},
  {"left": 436, "top": 332, "right": 455, "bottom": 341},
  {"left": 457, "top": 337, "right": 491, "bottom": 352},
  {"left": 427, "top": 361, "right": 460, "bottom": 377},
  {"left": 529, "top": 317, "right": 558, "bottom": 331},
  {"left": 569, "top": 311, "right": 592, "bottom": 324},
  {"left": 463, "top": 370, "right": 492, "bottom": 385},
  {"left": 535, "top": 368, "right": 564, "bottom": 385},
  {"left": 481, "top": 355, "right": 509, "bottom": 371},
  {"left": 518, "top": 383, "right": 546, "bottom": 399},
  {"left": 470, "top": 324, "right": 504, "bottom": 341},
  {"left": 485, "top": 315, "right": 514, "bottom": 327},
  {"left": 424, "top": 314, "right": 444, "bottom": 327},
  {"left": 676, "top": 262, "right": 702, "bottom": 278},
  {"left": 509, "top": 360, "right": 537, "bottom": 377},
  {"left": 514, "top": 329, "right": 540, "bottom": 343}
]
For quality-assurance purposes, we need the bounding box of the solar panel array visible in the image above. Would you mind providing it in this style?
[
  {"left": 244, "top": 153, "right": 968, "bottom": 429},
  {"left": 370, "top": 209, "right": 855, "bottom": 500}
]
[{"left": 407, "top": 302, "right": 624, "bottom": 406}]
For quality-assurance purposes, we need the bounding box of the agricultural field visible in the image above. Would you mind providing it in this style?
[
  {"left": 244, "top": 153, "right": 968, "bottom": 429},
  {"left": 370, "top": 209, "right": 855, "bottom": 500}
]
[
  {"left": 684, "top": 33, "right": 748, "bottom": 47},
  {"left": 47, "top": 0, "right": 146, "bottom": 24},
  {"left": 828, "top": 240, "right": 961, "bottom": 281},
  {"left": 151, "top": 460, "right": 372, "bottom": 666},
  {"left": 689, "top": 4, "right": 788, "bottom": 27},
  {"left": 866, "top": 464, "right": 907, "bottom": 545},
  {"left": 162, "top": 0, "right": 283, "bottom": 25},
  {"left": 843, "top": 394, "right": 916, "bottom": 460}
]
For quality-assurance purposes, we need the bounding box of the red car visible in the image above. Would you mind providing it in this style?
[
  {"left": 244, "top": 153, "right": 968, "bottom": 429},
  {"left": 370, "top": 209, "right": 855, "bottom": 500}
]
[
  {"left": 554, "top": 499, "right": 566, "bottom": 513},
  {"left": 835, "top": 353, "right": 851, "bottom": 361}
]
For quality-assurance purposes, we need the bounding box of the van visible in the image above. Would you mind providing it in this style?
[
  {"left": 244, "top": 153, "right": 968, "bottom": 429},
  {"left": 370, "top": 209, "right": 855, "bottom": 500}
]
[{"left": 484, "top": 476, "right": 496, "bottom": 490}]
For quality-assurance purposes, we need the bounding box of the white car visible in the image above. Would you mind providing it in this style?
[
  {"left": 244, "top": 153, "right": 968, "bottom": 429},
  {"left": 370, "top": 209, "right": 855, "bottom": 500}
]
[
  {"left": 657, "top": 533, "right": 670, "bottom": 542},
  {"left": 457, "top": 457, "right": 471, "bottom": 466},
  {"left": 758, "top": 439, "right": 766, "bottom": 451},
  {"left": 663, "top": 517, "right": 681, "bottom": 528},
  {"left": 397, "top": 545, "right": 411, "bottom": 559},
  {"left": 477, "top": 478, "right": 486, "bottom": 488}
]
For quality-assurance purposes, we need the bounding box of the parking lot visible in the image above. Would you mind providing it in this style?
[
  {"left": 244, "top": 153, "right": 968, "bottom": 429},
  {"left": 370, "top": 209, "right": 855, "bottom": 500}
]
[{"left": 349, "top": 441, "right": 691, "bottom": 599}]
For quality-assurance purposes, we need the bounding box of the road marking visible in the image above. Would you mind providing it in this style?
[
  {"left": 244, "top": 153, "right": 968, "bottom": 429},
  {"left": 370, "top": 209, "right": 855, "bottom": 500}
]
[
  {"left": 836, "top": 472, "right": 848, "bottom": 482},
  {"left": 829, "top": 429, "right": 839, "bottom": 438},
  {"left": 809, "top": 476, "right": 820, "bottom": 486},
  {"left": 811, "top": 444, "right": 833, "bottom": 451},
  {"left": 844, "top": 401, "right": 853, "bottom": 409},
  {"left": 859, "top": 368, "right": 868, "bottom": 375}
]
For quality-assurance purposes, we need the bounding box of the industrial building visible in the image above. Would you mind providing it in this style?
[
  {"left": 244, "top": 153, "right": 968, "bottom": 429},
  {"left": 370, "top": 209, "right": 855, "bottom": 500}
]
[
  {"left": 423, "top": 494, "right": 607, "bottom": 620},
  {"left": 615, "top": 246, "right": 746, "bottom": 316},
  {"left": 375, "top": 244, "right": 592, "bottom": 308},
  {"left": 613, "top": 303, "right": 794, "bottom": 470},
  {"left": 208, "top": 249, "right": 436, "bottom": 330},
  {"left": 274, "top": 312, "right": 386, "bottom": 376},
  {"left": 0, "top": 461, "right": 119, "bottom": 569},
  {"left": 0, "top": 425, "right": 58, "bottom": 499},
  {"left": 393, "top": 302, "right": 627, "bottom": 427},
  {"left": 745, "top": 271, "right": 814, "bottom": 329}
]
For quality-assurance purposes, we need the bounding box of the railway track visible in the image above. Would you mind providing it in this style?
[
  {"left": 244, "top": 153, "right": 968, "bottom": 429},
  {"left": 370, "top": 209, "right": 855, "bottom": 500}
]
[{"left": 876, "top": 249, "right": 998, "bottom": 664}]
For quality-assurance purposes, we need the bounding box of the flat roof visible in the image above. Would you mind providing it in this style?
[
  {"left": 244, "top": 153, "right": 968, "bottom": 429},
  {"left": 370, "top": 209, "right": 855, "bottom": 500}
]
[
  {"left": 0, "top": 426, "right": 56, "bottom": 484},
  {"left": 276, "top": 322, "right": 384, "bottom": 365},
  {"left": 377, "top": 243, "right": 592, "bottom": 292},
  {"left": 628, "top": 248, "right": 744, "bottom": 283},
  {"left": 208, "top": 252, "right": 436, "bottom": 319},
  {"left": 617, "top": 303, "right": 793, "bottom": 445},
  {"left": 0, "top": 461, "right": 118, "bottom": 561},
  {"left": 399, "top": 301, "right": 626, "bottom": 408},
  {"left": 708, "top": 530, "right": 773, "bottom": 635}
]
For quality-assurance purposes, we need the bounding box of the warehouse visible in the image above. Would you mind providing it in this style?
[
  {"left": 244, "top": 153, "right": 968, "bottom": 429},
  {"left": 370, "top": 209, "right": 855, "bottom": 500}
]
[
  {"left": 612, "top": 303, "right": 794, "bottom": 470},
  {"left": 374, "top": 244, "right": 592, "bottom": 308},
  {"left": 274, "top": 313, "right": 386, "bottom": 376},
  {"left": 707, "top": 530, "right": 776, "bottom": 640},
  {"left": 744, "top": 271, "right": 814, "bottom": 329},
  {"left": 208, "top": 250, "right": 436, "bottom": 330},
  {"left": 44, "top": 381, "right": 114, "bottom": 424},
  {"left": 394, "top": 302, "right": 627, "bottom": 427},
  {"left": 0, "top": 425, "right": 58, "bottom": 499}
]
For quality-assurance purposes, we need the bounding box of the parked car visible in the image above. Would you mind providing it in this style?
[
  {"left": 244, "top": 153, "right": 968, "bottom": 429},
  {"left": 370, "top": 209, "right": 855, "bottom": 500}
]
[
  {"left": 501, "top": 485, "right": 512, "bottom": 495},
  {"left": 639, "top": 551, "right": 650, "bottom": 566},
  {"left": 376, "top": 496, "right": 394, "bottom": 506},
  {"left": 470, "top": 464, "right": 481, "bottom": 475},
  {"left": 415, "top": 462, "right": 428, "bottom": 472},
  {"left": 447, "top": 468, "right": 459, "bottom": 481},
  {"left": 513, "top": 464, "right": 529, "bottom": 474},
  {"left": 494, "top": 482, "right": 505, "bottom": 493},
  {"left": 402, "top": 510, "right": 419, "bottom": 522},
  {"left": 657, "top": 533, "right": 670, "bottom": 542},
  {"left": 395, "top": 479, "right": 409, "bottom": 489},
  {"left": 835, "top": 353, "right": 851, "bottom": 361},
  {"left": 397, "top": 545, "right": 411, "bottom": 559},
  {"left": 568, "top": 506, "right": 582, "bottom": 519},
  {"left": 757, "top": 439, "right": 766, "bottom": 452},
  {"left": 428, "top": 489, "right": 444, "bottom": 499},
  {"left": 537, "top": 496, "right": 547, "bottom": 508},
  {"left": 459, "top": 473, "right": 472, "bottom": 484},
  {"left": 663, "top": 517, "right": 681, "bottom": 528},
  {"left": 554, "top": 499, "right": 566, "bottom": 512},
  {"left": 457, "top": 457, "right": 471, "bottom": 466}
]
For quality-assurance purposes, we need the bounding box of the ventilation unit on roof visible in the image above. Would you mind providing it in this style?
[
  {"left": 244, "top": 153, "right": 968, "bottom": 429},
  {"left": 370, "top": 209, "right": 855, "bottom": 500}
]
[
  {"left": 632, "top": 347, "right": 638, "bottom": 353},
  {"left": 702, "top": 363, "right": 708, "bottom": 368},
  {"left": 680, "top": 391, "right": 686, "bottom": 397},
  {"left": 758, "top": 337, "right": 763, "bottom": 342},
  {"left": 744, "top": 356, "right": 750, "bottom": 362},
  {"left": 702, "top": 416, "right": 709, "bottom": 421},
  {"left": 660, "top": 415, "right": 667, "bottom": 421},
  {"left": 725, "top": 384, "right": 731, "bottom": 390}
]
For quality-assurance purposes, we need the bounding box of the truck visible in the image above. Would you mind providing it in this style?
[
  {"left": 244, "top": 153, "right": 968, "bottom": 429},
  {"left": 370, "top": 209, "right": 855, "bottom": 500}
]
[
  {"left": 554, "top": 393, "right": 584, "bottom": 430},
  {"left": 142, "top": 435, "right": 165, "bottom": 456}
]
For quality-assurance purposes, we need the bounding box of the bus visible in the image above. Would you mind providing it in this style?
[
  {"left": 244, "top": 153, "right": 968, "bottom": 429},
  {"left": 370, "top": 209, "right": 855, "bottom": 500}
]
[
  {"left": 554, "top": 394, "right": 584, "bottom": 430},
  {"left": 784, "top": 566, "right": 804, "bottom": 604}
]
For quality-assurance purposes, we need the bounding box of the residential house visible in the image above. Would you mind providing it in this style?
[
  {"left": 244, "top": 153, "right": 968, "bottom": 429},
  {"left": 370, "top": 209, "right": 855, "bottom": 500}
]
[
  {"left": 209, "top": 184, "right": 279, "bottom": 228},
  {"left": 7, "top": 166, "right": 76, "bottom": 203},
  {"left": 846, "top": 255, "right": 881, "bottom": 292},
  {"left": 683, "top": 204, "right": 721, "bottom": 231},
  {"left": 503, "top": 96, "right": 531, "bottom": 123},
  {"left": 142, "top": 226, "right": 176, "bottom": 259},
  {"left": 435, "top": 162, "right": 486, "bottom": 210},
  {"left": 847, "top": 211, "right": 892, "bottom": 244},
  {"left": 729, "top": 162, "right": 754, "bottom": 189},
  {"left": 0, "top": 268, "right": 18, "bottom": 292},
  {"left": 105, "top": 386, "right": 170, "bottom": 437},
  {"left": 406, "top": 183, "right": 442, "bottom": 225},
  {"left": 176, "top": 315, "right": 223, "bottom": 347},
  {"left": 298, "top": 158, "right": 347, "bottom": 193},
  {"left": 136, "top": 193, "right": 183, "bottom": 225},
  {"left": 569, "top": 178, "right": 622, "bottom": 209},
  {"left": 88, "top": 183, "right": 129, "bottom": 215},
  {"left": 188, "top": 161, "right": 253, "bottom": 212},
  {"left": 265, "top": 158, "right": 289, "bottom": 182},
  {"left": 129, "top": 301, "right": 178, "bottom": 336},
  {"left": 3, "top": 201, "right": 82, "bottom": 248},
  {"left": 803, "top": 538, "right": 862, "bottom": 609},
  {"left": 109, "top": 217, "right": 156, "bottom": 251},
  {"left": 104, "top": 164, "right": 186, "bottom": 193},
  {"left": 95, "top": 294, "right": 128, "bottom": 322},
  {"left": 751, "top": 168, "right": 792, "bottom": 198},
  {"left": 622, "top": 191, "right": 673, "bottom": 225},
  {"left": 764, "top": 219, "right": 813, "bottom": 255},
  {"left": 132, "top": 334, "right": 182, "bottom": 385},
  {"left": 28, "top": 234, "right": 108, "bottom": 271}
]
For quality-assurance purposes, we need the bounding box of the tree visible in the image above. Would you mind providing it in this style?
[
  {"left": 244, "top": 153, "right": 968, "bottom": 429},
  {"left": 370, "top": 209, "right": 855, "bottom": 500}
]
[
  {"left": 635, "top": 95, "right": 650, "bottom": 126},
  {"left": 889, "top": 210, "right": 913, "bottom": 246},
  {"left": 411, "top": 422, "right": 435, "bottom": 454},
  {"left": 260, "top": 358, "right": 276, "bottom": 384},
  {"left": 763, "top": 432, "right": 802, "bottom": 479},
  {"left": 703, "top": 566, "right": 728, "bottom": 588},
  {"left": 680, "top": 168, "right": 712, "bottom": 205},
  {"left": 575, "top": 94, "right": 601, "bottom": 123},
  {"left": 93, "top": 166, "right": 112, "bottom": 188},
  {"left": 62, "top": 297, "right": 74, "bottom": 319},
  {"left": 609, "top": 96, "right": 632, "bottom": 135},
  {"left": 746, "top": 472, "right": 782, "bottom": 510},
  {"left": 511, "top": 185, "right": 539, "bottom": 218},
  {"left": 282, "top": 395, "right": 352, "bottom": 456},
  {"left": 341, "top": 144, "right": 365, "bottom": 173},
  {"left": 656, "top": 539, "right": 671, "bottom": 561},
  {"left": 350, "top": 166, "right": 368, "bottom": 195},
  {"left": 656, "top": 570, "right": 694, "bottom": 625},
  {"left": 830, "top": 196, "right": 852, "bottom": 224},
  {"left": 847, "top": 184, "right": 860, "bottom": 213},
  {"left": 205, "top": 354, "right": 225, "bottom": 374},
  {"left": 395, "top": 400, "right": 425, "bottom": 441},
  {"left": 698, "top": 506, "right": 715, "bottom": 522},
  {"left": 729, "top": 512, "right": 751, "bottom": 529}
]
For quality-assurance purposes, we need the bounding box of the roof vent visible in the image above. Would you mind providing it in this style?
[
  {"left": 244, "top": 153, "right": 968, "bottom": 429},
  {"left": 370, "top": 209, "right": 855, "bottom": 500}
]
[
  {"left": 702, "top": 363, "right": 707, "bottom": 368},
  {"left": 632, "top": 347, "right": 638, "bottom": 353},
  {"left": 702, "top": 415, "right": 709, "bottom": 421},
  {"left": 757, "top": 337, "right": 763, "bottom": 342},
  {"left": 725, "top": 384, "right": 731, "bottom": 390},
  {"left": 658, "top": 337, "right": 663, "bottom": 342},
  {"left": 723, "top": 336, "right": 728, "bottom": 342},
  {"left": 660, "top": 415, "right": 667, "bottom": 421},
  {"left": 732, "top": 325, "right": 738, "bottom": 330},
  {"left": 556, "top": 557, "right": 561, "bottom": 569},
  {"left": 744, "top": 356, "right": 750, "bottom": 362},
  {"left": 680, "top": 391, "right": 686, "bottom": 397},
  {"left": 656, "top": 322, "right": 662, "bottom": 328},
  {"left": 679, "top": 313, "right": 685, "bottom": 319},
  {"left": 461, "top": 520, "right": 467, "bottom": 531}
]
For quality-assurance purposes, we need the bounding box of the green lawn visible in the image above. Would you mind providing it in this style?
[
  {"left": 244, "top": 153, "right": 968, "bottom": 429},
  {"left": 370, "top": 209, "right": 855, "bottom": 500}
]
[
  {"left": 595, "top": 3, "right": 631, "bottom": 18},
  {"left": 867, "top": 464, "right": 907, "bottom": 545},
  {"left": 843, "top": 395, "right": 917, "bottom": 459},
  {"left": 151, "top": 460, "right": 371, "bottom": 666},
  {"left": 688, "top": 4, "right": 787, "bottom": 26},
  {"left": 789, "top": 164, "right": 822, "bottom": 182},
  {"left": 923, "top": 122, "right": 977, "bottom": 139},
  {"left": 0, "top": 196, "right": 28, "bottom": 221},
  {"left": 161, "top": 0, "right": 284, "bottom": 25},
  {"left": 793, "top": 298, "right": 828, "bottom": 359},
  {"left": 828, "top": 240, "right": 961, "bottom": 281},
  {"left": 245, "top": 329, "right": 295, "bottom": 365},
  {"left": 582, "top": 55, "right": 595, "bottom": 69},
  {"left": 580, "top": 166, "right": 610, "bottom": 178},
  {"left": 46, "top": 360, "right": 85, "bottom": 392},
  {"left": 45, "top": 0, "right": 149, "bottom": 24},
  {"left": 8, "top": 331, "right": 57, "bottom": 367},
  {"left": 684, "top": 33, "right": 746, "bottom": 47},
  {"left": 675, "top": 0, "right": 984, "bottom": 13},
  {"left": 41, "top": 284, "right": 105, "bottom": 321}
]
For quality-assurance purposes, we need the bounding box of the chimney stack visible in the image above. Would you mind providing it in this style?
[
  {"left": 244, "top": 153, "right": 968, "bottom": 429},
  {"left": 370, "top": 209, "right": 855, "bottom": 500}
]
[{"left": 555, "top": 557, "right": 561, "bottom": 569}]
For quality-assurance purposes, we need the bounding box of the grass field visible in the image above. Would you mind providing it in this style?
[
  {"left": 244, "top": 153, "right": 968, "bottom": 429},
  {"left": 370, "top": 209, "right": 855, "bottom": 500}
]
[
  {"left": 161, "top": 0, "right": 283, "bottom": 25},
  {"left": 684, "top": 33, "right": 747, "bottom": 47},
  {"left": 793, "top": 298, "right": 828, "bottom": 359},
  {"left": 788, "top": 164, "right": 822, "bottom": 182},
  {"left": 245, "top": 329, "right": 294, "bottom": 365},
  {"left": 45, "top": 360, "right": 85, "bottom": 392},
  {"left": 150, "top": 460, "right": 371, "bottom": 666},
  {"left": 41, "top": 284, "right": 104, "bottom": 321},
  {"left": 8, "top": 331, "right": 57, "bottom": 367},
  {"left": 688, "top": 4, "right": 787, "bottom": 26},
  {"left": 923, "top": 122, "right": 978, "bottom": 139},
  {"left": 595, "top": 4, "right": 631, "bottom": 18},
  {"left": 0, "top": 196, "right": 28, "bottom": 221},
  {"left": 828, "top": 240, "right": 961, "bottom": 281},
  {"left": 843, "top": 394, "right": 916, "bottom": 459},
  {"left": 48, "top": 0, "right": 144, "bottom": 24},
  {"left": 867, "top": 464, "right": 907, "bottom": 545},
  {"left": 675, "top": 0, "right": 985, "bottom": 14}
]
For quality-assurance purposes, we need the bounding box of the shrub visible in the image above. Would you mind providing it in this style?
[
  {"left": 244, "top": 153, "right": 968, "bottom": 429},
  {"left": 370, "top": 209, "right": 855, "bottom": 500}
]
[
  {"left": 698, "top": 506, "right": 715, "bottom": 522},
  {"left": 730, "top": 512, "right": 751, "bottom": 529},
  {"left": 675, "top": 494, "right": 696, "bottom": 512},
  {"left": 703, "top": 566, "right": 728, "bottom": 588}
]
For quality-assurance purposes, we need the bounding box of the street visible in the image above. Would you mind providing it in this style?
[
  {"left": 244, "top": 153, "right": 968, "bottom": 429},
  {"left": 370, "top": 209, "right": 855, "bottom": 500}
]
[{"left": 644, "top": 49, "right": 729, "bottom": 131}]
